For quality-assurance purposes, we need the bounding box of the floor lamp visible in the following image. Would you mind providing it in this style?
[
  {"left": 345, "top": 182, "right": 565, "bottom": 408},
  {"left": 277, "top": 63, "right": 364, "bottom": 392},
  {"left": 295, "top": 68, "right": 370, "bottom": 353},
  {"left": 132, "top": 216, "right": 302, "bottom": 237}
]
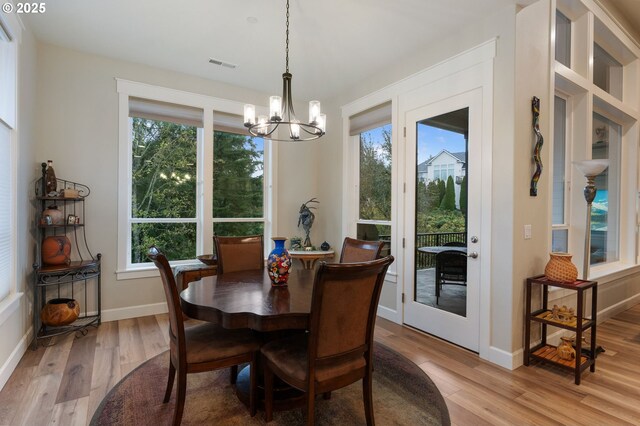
[{"left": 573, "top": 160, "right": 609, "bottom": 280}]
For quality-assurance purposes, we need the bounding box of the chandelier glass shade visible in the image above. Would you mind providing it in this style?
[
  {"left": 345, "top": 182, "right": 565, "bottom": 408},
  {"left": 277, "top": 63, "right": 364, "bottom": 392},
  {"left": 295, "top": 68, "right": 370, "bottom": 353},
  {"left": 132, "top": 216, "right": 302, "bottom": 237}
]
[{"left": 243, "top": 0, "right": 325, "bottom": 141}]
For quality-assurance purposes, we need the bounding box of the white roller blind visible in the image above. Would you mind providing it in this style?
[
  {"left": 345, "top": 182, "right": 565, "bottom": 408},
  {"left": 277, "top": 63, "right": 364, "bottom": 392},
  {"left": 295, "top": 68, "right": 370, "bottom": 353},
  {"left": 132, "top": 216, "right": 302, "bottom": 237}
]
[
  {"left": 0, "top": 20, "right": 15, "bottom": 303},
  {"left": 213, "top": 111, "right": 248, "bottom": 135},
  {"left": 0, "top": 123, "right": 12, "bottom": 302},
  {"left": 349, "top": 101, "right": 392, "bottom": 136},
  {"left": 129, "top": 97, "right": 204, "bottom": 128},
  {"left": 129, "top": 98, "right": 247, "bottom": 135}
]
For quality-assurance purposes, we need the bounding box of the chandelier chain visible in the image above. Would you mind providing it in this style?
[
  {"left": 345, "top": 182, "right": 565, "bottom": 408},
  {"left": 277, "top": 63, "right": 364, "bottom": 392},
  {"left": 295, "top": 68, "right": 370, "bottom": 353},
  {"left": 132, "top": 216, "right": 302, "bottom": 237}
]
[{"left": 285, "top": 0, "right": 290, "bottom": 73}]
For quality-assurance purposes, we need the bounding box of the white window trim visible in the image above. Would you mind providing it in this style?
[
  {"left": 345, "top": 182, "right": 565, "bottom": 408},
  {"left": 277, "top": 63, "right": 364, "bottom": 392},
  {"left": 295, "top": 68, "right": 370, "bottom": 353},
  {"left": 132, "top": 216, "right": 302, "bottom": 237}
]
[{"left": 115, "top": 79, "right": 273, "bottom": 280}]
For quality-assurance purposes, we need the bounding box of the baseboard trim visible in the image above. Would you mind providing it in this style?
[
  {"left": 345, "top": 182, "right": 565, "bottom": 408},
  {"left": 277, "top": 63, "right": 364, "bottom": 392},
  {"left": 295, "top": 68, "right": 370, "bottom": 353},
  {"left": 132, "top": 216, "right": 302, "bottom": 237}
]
[
  {"left": 101, "top": 302, "right": 168, "bottom": 322},
  {"left": 597, "top": 292, "right": 640, "bottom": 323},
  {"left": 0, "top": 326, "right": 32, "bottom": 392},
  {"left": 377, "top": 305, "right": 401, "bottom": 323}
]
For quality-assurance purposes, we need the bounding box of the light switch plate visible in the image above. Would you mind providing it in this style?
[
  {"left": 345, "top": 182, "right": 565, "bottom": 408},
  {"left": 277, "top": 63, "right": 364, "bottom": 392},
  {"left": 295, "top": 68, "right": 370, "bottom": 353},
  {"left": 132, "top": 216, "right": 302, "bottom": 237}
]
[{"left": 524, "top": 224, "right": 532, "bottom": 240}]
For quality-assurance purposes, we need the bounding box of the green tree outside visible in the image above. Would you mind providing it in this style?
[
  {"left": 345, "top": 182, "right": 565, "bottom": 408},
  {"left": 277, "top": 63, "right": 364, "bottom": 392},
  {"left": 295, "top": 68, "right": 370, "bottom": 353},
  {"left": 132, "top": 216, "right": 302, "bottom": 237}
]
[
  {"left": 359, "top": 126, "right": 391, "bottom": 221},
  {"left": 130, "top": 118, "right": 264, "bottom": 262},
  {"left": 439, "top": 176, "right": 456, "bottom": 210}
]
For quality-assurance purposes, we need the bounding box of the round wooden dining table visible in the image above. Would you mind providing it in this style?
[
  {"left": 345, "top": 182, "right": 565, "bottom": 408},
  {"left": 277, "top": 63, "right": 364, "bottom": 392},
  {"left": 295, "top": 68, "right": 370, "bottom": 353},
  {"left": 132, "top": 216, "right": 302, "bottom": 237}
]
[
  {"left": 179, "top": 267, "right": 316, "bottom": 411},
  {"left": 180, "top": 267, "right": 315, "bottom": 331}
]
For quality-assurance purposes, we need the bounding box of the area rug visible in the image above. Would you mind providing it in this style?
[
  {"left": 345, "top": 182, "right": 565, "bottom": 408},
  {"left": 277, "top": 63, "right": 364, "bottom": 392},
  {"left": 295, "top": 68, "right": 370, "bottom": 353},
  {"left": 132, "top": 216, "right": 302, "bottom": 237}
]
[{"left": 91, "top": 343, "right": 450, "bottom": 425}]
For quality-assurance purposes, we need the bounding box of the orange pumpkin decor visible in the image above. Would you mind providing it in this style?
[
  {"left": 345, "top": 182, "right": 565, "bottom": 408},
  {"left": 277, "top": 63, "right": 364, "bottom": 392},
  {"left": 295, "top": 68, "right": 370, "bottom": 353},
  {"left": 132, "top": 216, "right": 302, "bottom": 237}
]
[
  {"left": 40, "top": 298, "right": 80, "bottom": 326},
  {"left": 42, "top": 236, "right": 71, "bottom": 265}
]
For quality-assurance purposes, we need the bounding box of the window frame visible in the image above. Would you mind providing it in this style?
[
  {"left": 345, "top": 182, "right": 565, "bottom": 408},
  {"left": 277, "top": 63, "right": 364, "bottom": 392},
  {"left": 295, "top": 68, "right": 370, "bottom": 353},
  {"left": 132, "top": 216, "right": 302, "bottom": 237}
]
[
  {"left": 343, "top": 110, "right": 397, "bottom": 278},
  {"left": 551, "top": 92, "right": 571, "bottom": 253},
  {"left": 116, "top": 79, "right": 273, "bottom": 280}
]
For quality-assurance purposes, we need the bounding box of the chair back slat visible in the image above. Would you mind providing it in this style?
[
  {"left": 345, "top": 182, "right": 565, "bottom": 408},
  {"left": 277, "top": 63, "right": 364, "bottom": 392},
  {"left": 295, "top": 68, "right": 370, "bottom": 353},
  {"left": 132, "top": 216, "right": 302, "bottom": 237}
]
[
  {"left": 214, "top": 235, "right": 264, "bottom": 274},
  {"left": 309, "top": 256, "right": 394, "bottom": 361},
  {"left": 340, "top": 237, "right": 385, "bottom": 263}
]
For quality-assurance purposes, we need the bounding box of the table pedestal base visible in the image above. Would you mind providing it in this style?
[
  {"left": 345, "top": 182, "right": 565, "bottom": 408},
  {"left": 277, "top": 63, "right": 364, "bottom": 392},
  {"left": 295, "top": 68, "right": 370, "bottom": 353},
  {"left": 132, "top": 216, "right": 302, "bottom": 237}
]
[{"left": 235, "top": 365, "right": 305, "bottom": 412}]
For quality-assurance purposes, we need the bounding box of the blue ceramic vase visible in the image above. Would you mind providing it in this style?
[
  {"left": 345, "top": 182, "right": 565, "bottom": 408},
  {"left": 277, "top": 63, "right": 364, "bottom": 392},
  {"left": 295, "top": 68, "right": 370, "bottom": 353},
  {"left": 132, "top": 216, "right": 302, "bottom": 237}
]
[{"left": 267, "top": 237, "right": 292, "bottom": 285}]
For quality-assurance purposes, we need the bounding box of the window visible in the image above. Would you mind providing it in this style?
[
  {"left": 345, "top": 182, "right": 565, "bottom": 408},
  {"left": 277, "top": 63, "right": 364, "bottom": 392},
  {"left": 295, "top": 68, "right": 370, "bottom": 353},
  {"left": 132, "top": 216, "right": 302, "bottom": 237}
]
[
  {"left": 591, "top": 112, "right": 620, "bottom": 265},
  {"left": 212, "top": 130, "right": 265, "bottom": 236},
  {"left": 552, "top": 95, "right": 568, "bottom": 252},
  {"left": 0, "top": 18, "right": 16, "bottom": 304},
  {"left": 593, "top": 43, "right": 623, "bottom": 100},
  {"left": 348, "top": 102, "right": 392, "bottom": 258},
  {"left": 555, "top": 10, "right": 571, "bottom": 67},
  {"left": 552, "top": 2, "right": 638, "bottom": 279},
  {"left": 130, "top": 115, "right": 199, "bottom": 263},
  {"left": 117, "top": 80, "right": 270, "bottom": 278}
]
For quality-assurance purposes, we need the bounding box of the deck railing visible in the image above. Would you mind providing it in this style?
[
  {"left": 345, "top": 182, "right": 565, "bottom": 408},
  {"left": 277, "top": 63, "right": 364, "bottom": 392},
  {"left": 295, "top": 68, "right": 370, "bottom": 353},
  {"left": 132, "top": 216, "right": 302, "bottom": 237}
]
[{"left": 415, "top": 232, "right": 466, "bottom": 269}]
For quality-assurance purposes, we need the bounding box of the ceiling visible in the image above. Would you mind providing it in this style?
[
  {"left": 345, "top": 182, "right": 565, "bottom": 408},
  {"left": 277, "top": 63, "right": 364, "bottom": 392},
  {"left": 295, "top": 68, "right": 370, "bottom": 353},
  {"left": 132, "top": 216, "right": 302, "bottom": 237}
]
[{"left": 21, "top": 0, "right": 640, "bottom": 101}]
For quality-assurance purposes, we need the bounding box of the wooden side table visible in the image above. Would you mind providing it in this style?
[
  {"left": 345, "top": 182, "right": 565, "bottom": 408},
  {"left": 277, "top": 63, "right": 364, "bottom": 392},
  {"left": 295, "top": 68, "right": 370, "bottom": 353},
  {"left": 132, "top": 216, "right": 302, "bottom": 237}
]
[
  {"left": 174, "top": 263, "right": 217, "bottom": 291},
  {"left": 288, "top": 250, "right": 335, "bottom": 270},
  {"left": 524, "top": 274, "right": 597, "bottom": 385}
]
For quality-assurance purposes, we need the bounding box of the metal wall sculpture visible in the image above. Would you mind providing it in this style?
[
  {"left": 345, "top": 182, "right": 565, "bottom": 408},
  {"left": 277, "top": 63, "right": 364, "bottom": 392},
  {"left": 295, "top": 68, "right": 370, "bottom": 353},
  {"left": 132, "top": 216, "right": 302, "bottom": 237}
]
[{"left": 530, "top": 96, "right": 543, "bottom": 196}]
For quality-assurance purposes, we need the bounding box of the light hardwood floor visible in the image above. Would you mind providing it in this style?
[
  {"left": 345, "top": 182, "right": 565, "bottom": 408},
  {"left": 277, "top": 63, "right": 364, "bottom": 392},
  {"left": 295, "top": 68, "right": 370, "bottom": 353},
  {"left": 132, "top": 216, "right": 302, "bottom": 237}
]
[{"left": 1, "top": 304, "right": 639, "bottom": 425}]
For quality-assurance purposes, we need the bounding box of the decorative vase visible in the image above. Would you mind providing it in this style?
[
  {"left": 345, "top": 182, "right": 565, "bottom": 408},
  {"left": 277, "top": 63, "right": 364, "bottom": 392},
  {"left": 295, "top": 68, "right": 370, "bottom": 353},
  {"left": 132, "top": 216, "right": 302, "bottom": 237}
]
[
  {"left": 41, "top": 298, "right": 80, "bottom": 326},
  {"left": 544, "top": 252, "right": 578, "bottom": 283},
  {"left": 42, "top": 205, "right": 64, "bottom": 225},
  {"left": 556, "top": 336, "right": 576, "bottom": 361},
  {"left": 42, "top": 236, "right": 72, "bottom": 265},
  {"left": 267, "top": 237, "right": 291, "bottom": 285},
  {"left": 45, "top": 160, "right": 58, "bottom": 195},
  {"left": 320, "top": 241, "right": 330, "bottom": 251}
]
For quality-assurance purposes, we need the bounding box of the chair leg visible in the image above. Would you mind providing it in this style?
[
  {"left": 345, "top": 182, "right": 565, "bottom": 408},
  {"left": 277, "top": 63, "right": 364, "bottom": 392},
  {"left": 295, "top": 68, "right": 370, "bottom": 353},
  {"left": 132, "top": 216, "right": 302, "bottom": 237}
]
[
  {"left": 306, "top": 390, "right": 315, "bottom": 426},
  {"left": 173, "top": 367, "right": 187, "bottom": 426},
  {"left": 230, "top": 365, "right": 238, "bottom": 384},
  {"left": 264, "top": 362, "right": 274, "bottom": 423},
  {"left": 163, "top": 360, "right": 176, "bottom": 403},
  {"left": 249, "top": 355, "right": 257, "bottom": 417},
  {"left": 363, "top": 371, "right": 375, "bottom": 426}
]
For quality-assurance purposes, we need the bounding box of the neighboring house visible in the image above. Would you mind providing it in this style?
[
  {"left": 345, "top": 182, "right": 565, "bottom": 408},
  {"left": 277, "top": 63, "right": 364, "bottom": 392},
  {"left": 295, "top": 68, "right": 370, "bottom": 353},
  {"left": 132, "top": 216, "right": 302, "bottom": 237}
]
[{"left": 417, "top": 150, "right": 466, "bottom": 208}]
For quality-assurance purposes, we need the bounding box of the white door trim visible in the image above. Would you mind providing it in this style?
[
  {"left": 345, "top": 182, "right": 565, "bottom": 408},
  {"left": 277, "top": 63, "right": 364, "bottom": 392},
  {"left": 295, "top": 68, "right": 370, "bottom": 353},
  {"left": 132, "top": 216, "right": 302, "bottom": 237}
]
[{"left": 398, "top": 58, "right": 494, "bottom": 361}]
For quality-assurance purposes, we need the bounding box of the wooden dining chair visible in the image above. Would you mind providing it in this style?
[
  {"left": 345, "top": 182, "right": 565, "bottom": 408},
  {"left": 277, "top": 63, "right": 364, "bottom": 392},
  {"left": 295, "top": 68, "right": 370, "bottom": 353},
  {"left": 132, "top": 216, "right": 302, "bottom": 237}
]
[
  {"left": 435, "top": 249, "right": 467, "bottom": 304},
  {"left": 339, "top": 237, "right": 385, "bottom": 263},
  {"left": 214, "top": 235, "right": 264, "bottom": 274},
  {"left": 148, "top": 246, "right": 260, "bottom": 425},
  {"left": 261, "top": 255, "right": 394, "bottom": 425}
]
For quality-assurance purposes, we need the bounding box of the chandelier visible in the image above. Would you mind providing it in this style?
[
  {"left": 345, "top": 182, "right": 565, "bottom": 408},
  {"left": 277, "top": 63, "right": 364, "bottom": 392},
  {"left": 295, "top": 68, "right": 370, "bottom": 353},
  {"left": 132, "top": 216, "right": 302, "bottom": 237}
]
[{"left": 243, "top": 0, "right": 326, "bottom": 141}]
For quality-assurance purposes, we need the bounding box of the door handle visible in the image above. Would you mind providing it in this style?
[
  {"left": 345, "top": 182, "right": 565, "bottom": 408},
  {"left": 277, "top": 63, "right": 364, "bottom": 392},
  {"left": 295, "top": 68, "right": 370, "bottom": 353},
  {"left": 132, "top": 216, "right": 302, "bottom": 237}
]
[{"left": 467, "top": 251, "right": 478, "bottom": 259}]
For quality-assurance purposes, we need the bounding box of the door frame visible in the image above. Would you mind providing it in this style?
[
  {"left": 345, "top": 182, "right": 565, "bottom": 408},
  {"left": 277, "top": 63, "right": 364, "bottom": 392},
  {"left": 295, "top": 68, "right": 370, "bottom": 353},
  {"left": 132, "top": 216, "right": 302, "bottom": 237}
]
[{"left": 398, "top": 58, "right": 494, "bottom": 360}]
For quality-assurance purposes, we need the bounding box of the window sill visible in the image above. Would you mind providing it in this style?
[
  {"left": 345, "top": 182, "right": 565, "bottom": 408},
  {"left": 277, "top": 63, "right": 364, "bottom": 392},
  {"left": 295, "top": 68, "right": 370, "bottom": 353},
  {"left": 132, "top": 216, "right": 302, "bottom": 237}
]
[
  {"left": 589, "top": 262, "right": 640, "bottom": 285},
  {"left": 116, "top": 260, "right": 203, "bottom": 281},
  {"left": 0, "top": 292, "right": 24, "bottom": 327}
]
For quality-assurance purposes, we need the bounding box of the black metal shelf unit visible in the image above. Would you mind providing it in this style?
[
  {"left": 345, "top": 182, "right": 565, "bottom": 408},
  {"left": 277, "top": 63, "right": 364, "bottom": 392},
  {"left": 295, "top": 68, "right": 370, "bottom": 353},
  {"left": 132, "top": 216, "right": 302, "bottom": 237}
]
[{"left": 32, "top": 163, "right": 101, "bottom": 348}]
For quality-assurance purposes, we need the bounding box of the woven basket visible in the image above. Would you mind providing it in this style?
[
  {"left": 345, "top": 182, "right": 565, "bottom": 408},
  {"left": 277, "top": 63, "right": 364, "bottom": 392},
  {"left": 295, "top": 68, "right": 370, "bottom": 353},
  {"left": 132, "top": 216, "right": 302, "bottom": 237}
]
[{"left": 544, "top": 252, "right": 578, "bottom": 282}]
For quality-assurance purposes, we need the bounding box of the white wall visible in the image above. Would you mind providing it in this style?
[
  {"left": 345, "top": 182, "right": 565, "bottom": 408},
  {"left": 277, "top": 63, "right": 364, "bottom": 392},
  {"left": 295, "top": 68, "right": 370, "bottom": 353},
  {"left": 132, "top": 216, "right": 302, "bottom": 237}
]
[{"left": 33, "top": 43, "right": 318, "bottom": 319}]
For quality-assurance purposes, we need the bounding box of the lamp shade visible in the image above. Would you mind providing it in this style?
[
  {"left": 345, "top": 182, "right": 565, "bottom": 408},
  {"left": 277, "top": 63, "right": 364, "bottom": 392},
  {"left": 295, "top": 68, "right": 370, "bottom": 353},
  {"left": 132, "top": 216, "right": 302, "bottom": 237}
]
[{"left": 573, "top": 160, "right": 609, "bottom": 177}]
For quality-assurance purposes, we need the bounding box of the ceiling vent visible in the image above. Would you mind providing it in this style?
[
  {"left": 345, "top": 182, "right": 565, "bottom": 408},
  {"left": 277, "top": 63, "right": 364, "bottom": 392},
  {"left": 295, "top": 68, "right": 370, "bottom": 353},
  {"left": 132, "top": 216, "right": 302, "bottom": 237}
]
[{"left": 209, "top": 58, "right": 237, "bottom": 69}]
